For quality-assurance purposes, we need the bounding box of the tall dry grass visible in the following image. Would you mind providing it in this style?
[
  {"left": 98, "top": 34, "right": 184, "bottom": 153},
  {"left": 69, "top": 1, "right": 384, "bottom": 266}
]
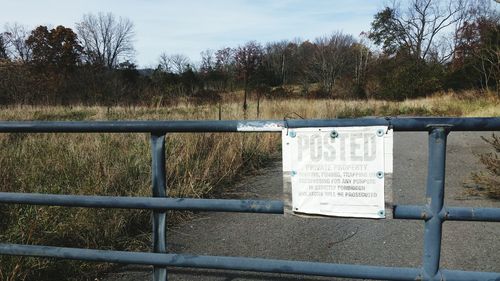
[{"left": 0, "top": 92, "right": 498, "bottom": 280}]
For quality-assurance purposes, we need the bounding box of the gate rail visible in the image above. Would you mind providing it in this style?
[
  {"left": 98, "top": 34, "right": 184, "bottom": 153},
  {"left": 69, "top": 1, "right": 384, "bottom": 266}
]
[{"left": 0, "top": 117, "right": 499, "bottom": 281}]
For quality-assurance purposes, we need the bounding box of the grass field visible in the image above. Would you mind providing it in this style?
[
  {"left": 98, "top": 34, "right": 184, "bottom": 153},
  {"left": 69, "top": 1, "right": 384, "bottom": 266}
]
[{"left": 0, "top": 92, "right": 498, "bottom": 281}]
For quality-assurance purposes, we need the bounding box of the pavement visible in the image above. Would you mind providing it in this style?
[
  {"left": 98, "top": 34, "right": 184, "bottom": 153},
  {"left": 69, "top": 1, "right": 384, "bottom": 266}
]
[{"left": 101, "top": 132, "right": 500, "bottom": 281}]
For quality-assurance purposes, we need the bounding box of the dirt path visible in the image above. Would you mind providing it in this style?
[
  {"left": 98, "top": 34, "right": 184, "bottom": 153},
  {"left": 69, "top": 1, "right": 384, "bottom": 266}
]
[{"left": 101, "top": 132, "right": 500, "bottom": 281}]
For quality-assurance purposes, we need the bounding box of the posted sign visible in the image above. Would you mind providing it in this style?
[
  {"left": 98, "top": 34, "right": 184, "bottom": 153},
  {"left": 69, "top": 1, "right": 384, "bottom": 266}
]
[{"left": 282, "top": 126, "right": 392, "bottom": 219}]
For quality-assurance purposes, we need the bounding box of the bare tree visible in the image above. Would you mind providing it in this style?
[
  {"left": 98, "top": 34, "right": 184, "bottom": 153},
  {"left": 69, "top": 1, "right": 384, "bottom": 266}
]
[
  {"left": 215, "top": 47, "right": 235, "bottom": 74},
  {"left": 370, "top": 0, "right": 470, "bottom": 62},
  {"left": 235, "top": 41, "right": 263, "bottom": 111},
  {"left": 471, "top": 18, "right": 499, "bottom": 94},
  {"left": 309, "top": 32, "right": 355, "bottom": 95},
  {"left": 353, "top": 34, "right": 372, "bottom": 98},
  {"left": 158, "top": 52, "right": 172, "bottom": 72},
  {"left": 0, "top": 33, "right": 8, "bottom": 60},
  {"left": 3, "top": 23, "right": 31, "bottom": 62},
  {"left": 453, "top": 1, "right": 499, "bottom": 93},
  {"left": 265, "top": 40, "right": 291, "bottom": 86},
  {"left": 200, "top": 49, "right": 215, "bottom": 73},
  {"left": 470, "top": 0, "right": 499, "bottom": 94},
  {"left": 169, "top": 54, "right": 190, "bottom": 74},
  {"left": 214, "top": 47, "right": 235, "bottom": 92},
  {"left": 158, "top": 53, "right": 190, "bottom": 74},
  {"left": 76, "top": 12, "right": 135, "bottom": 68}
]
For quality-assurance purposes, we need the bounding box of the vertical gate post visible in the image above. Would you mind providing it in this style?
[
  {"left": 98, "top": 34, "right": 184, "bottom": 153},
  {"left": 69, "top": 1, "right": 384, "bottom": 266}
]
[
  {"left": 422, "top": 126, "right": 450, "bottom": 281},
  {"left": 151, "top": 133, "right": 167, "bottom": 281}
]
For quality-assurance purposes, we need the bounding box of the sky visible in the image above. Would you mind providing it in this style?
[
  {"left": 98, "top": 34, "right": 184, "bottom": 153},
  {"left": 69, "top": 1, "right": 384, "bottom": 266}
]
[{"left": 0, "top": 0, "right": 382, "bottom": 68}]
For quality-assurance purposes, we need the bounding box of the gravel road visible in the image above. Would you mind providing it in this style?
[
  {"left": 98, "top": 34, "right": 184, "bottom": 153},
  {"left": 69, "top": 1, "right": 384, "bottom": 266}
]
[{"left": 101, "top": 132, "right": 500, "bottom": 281}]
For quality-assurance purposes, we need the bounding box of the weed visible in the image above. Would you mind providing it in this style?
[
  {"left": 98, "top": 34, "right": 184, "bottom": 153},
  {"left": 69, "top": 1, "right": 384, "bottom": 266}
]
[{"left": 464, "top": 134, "right": 500, "bottom": 199}]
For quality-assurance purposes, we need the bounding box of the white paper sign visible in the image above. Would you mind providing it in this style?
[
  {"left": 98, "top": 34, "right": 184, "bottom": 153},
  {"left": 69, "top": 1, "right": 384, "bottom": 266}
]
[{"left": 282, "top": 126, "right": 390, "bottom": 218}]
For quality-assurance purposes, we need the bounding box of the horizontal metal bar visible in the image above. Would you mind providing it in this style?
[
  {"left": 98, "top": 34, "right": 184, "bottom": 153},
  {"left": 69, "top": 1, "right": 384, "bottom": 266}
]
[
  {"left": 0, "top": 243, "right": 498, "bottom": 281},
  {"left": 0, "top": 117, "right": 498, "bottom": 133},
  {"left": 289, "top": 117, "right": 500, "bottom": 132},
  {"left": 0, "top": 120, "right": 278, "bottom": 133},
  {"left": 0, "top": 243, "right": 420, "bottom": 280},
  {"left": 393, "top": 205, "right": 500, "bottom": 222},
  {"left": 0, "top": 192, "right": 284, "bottom": 214},
  {"left": 443, "top": 207, "right": 500, "bottom": 222},
  {"left": 440, "top": 269, "right": 500, "bottom": 281},
  {"left": 393, "top": 205, "right": 431, "bottom": 220}
]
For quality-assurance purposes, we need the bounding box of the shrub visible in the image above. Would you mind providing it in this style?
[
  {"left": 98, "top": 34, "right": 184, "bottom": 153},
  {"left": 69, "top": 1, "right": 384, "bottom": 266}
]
[{"left": 465, "top": 134, "right": 500, "bottom": 199}]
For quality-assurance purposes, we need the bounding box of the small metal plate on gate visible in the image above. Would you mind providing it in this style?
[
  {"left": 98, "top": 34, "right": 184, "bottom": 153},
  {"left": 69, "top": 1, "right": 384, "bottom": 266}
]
[{"left": 282, "top": 126, "right": 393, "bottom": 219}]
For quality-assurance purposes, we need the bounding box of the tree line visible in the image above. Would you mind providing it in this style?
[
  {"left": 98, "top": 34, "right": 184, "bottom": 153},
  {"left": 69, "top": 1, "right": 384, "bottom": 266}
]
[{"left": 0, "top": 0, "right": 498, "bottom": 107}]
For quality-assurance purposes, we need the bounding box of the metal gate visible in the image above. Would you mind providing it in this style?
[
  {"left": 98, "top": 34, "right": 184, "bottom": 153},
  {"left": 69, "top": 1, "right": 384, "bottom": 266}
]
[{"left": 0, "top": 117, "right": 499, "bottom": 281}]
